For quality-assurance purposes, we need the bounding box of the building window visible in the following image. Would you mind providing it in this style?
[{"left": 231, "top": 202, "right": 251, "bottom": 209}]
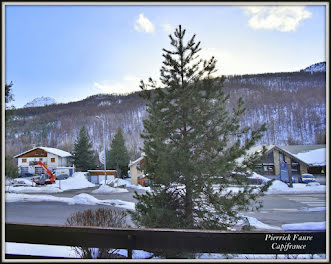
[
  {"left": 22, "top": 159, "right": 27, "bottom": 163},
  {"left": 51, "top": 158, "right": 55, "bottom": 163}
]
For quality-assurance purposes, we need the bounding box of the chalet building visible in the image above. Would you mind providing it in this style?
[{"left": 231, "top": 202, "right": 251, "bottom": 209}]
[
  {"left": 87, "top": 170, "right": 117, "bottom": 184},
  {"left": 252, "top": 144, "right": 326, "bottom": 176},
  {"left": 129, "top": 154, "right": 145, "bottom": 185},
  {"left": 14, "top": 147, "right": 72, "bottom": 176}
]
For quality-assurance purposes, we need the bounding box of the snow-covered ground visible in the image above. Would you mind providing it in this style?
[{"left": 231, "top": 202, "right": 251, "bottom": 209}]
[
  {"left": 266, "top": 180, "right": 325, "bottom": 194},
  {"left": 6, "top": 172, "right": 324, "bottom": 195}
]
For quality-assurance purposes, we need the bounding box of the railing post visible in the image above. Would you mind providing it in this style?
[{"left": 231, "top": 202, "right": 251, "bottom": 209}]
[{"left": 127, "top": 234, "right": 136, "bottom": 259}]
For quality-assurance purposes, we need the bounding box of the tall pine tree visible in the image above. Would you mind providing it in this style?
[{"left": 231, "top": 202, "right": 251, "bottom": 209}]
[
  {"left": 107, "top": 127, "right": 130, "bottom": 178},
  {"left": 72, "top": 126, "right": 97, "bottom": 171},
  {"left": 130, "top": 25, "right": 270, "bottom": 231}
]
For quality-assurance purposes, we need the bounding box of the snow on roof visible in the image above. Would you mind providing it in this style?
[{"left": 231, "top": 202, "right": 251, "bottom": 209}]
[
  {"left": 129, "top": 154, "right": 145, "bottom": 167},
  {"left": 14, "top": 147, "right": 72, "bottom": 158},
  {"left": 39, "top": 147, "right": 72, "bottom": 157},
  {"left": 278, "top": 144, "right": 325, "bottom": 155},
  {"left": 236, "top": 145, "right": 275, "bottom": 165},
  {"left": 276, "top": 145, "right": 326, "bottom": 166},
  {"left": 292, "top": 148, "right": 326, "bottom": 166}
]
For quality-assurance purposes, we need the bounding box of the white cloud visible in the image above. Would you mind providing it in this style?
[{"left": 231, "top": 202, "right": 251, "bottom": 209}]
[
  {"left": 162, "top": 23, "right": 173, "bottom": 34},
  {"left": 242, "top": 6, "right": 312, "bottom": 32},
  {"left": 134, "top": 13, "right": 155, "bottom": 33},
  {"left": 93, "top": 75, "right": 142, "bottom": 95}
]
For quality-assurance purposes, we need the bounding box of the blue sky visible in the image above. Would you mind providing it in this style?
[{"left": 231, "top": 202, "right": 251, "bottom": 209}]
[{"left": 5, "top": 4, "right": 326, "bottom": 108}]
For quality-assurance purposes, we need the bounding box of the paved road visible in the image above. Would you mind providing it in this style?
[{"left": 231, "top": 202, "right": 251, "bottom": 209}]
[
  {"left": 244, "top": 193, "right": 326, "bottom": 227},
  {"left": 5, "top": 187, "right": 326, "bottom": 229}
]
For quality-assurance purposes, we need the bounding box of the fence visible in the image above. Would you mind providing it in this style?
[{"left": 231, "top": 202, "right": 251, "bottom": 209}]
[{"left": 5, "top": 222, "right": 326, "bottom": 259}]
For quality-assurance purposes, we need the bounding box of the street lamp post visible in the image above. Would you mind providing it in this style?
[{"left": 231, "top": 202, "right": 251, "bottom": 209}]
[{"left": 96, "top": 116, "right": 107, "bottom": 185}]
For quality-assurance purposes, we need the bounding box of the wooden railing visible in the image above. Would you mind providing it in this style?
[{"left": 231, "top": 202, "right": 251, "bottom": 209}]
[{"left": 5, "top": 222, "right": 326, "bottom": 259}]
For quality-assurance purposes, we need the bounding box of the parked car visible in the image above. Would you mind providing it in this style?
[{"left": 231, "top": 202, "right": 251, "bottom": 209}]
[
  {"left": 21, "top": 172, "right": 34, "bottom": 178},
  {"left": 11, "top": 178, "right": 34, "bottom": 187},
  {"left": 300, "top": 174, "right": 316, "bottom": 184},
  {"left": 56, "top": 174, "right": 69, "bottom": 180}
]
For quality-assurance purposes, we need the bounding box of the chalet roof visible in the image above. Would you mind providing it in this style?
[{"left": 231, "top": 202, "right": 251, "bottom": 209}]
[
  {"left": 129, "top": 153, "right": 145, "bottom": 167},
  {"left": 275, "top": 144, "right": 326, "bottom": 166},
  {"left": 14, "top": 147, "right": 72, "bottom": 158},
  {"left": 236, "top": 144, "right": 326, "bottom": 167},
  {"left": 235, "top": 144, "right": 275, "bottom": 165}
]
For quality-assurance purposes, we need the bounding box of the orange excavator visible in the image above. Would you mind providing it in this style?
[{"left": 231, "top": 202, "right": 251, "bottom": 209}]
[{"left": 30, "top": 161, "right": 56, "bottom": 185}]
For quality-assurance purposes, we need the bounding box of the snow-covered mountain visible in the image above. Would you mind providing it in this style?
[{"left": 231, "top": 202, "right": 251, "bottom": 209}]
[
  {"left": 300, "top": 62, "right": 326, "bottom": 73},
  {"left": 24, "top": 97, "right": 57, "bottom": 108},
  {"left": 6, "top": 68, "right": 326, "bottom": 159}
]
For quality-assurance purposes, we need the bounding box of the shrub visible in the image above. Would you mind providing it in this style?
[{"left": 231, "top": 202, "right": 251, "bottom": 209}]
[{"left": 65, "top": 207, "right": 129, "bottom": 259}]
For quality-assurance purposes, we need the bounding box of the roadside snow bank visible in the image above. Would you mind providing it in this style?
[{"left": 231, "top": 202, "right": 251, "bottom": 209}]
[
  {"left": 106, "top": 177, "right": 151, "bottom": 191},
  {"left": 70, "top": 193, "right": 101, "bottom": 205},
  {"left": 282, "top": 221, "right": 326, "bottom": 231},
  {"left": 57, "top": 172, "right": 95, "bottom": 190},
  {"left": 91, "top": 184, "right": 128, "bottom": 194},
  {"left": 234, "top": 215, "right": 281, "bottom": 230},
  {"left": 245, "top": 216, "right": 281, "bottom": 230},
  {"left": 5, "top": 193, "right": 135, "bottom": 210},
  {"left": 5, "top": 172, "right": 95, "bottom": 194},
  {"left": 266, "top": 180, "right": 325, "bottom": 194},
  {"left": 7, "top": 185, "right": 63, "bottom": 194}
]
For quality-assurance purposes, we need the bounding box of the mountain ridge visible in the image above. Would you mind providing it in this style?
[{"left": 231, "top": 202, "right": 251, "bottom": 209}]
[
  {"left": 6, "top": 69, "right": 326, "bottom": 158},
  {"left": 24, "top": 96, "right": 57, "bottom": 108}
]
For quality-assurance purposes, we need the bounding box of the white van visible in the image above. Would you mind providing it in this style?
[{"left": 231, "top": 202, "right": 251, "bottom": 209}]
[{"left": 54, "top": 167, "right": 75, "bottom": 179}]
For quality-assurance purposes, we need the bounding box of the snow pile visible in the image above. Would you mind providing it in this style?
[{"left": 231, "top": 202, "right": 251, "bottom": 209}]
[
  {"left": 237, "top": 216, "right": 281, "bottom": 230},
  {"left": 5, "top": 243, "right": 78, "bottom": 258},
  {"left": 24, "top": 96, "right": 57, "bottom": 108},
  {"left": 6, "top": 193, "right": 65, "bottom": 203},
  {"left": 56, "top": 172, "right": 95, "bottom": 190},
  {"left": 7, "top": 185, "right": 62, "bottom": 194},
  {"left": 266, "top": 180, "right": 325, "bottom": 194},
  {"left": 5, "top": 192, "right": 135, "bottom": 210},
  {"left": 70, "top": 193, "right": 101, "bottom": 205},
  {"left": 248, "top": 172, "right": 270, "bottom": 182},
  {"left": 293, "top": 148, "right": 326, "bottom": 166},
  {"left": 282, "top": 221, "right": 326, "bottom": 231},
  {"left": 106, "top": 177, "right": 151, "bottom": 191},
  {"left": 106, "top": 199, "right": 135, "bottom": 210},
  {"left": 91, "top": 184, "right": 128, "bottom": 194}
]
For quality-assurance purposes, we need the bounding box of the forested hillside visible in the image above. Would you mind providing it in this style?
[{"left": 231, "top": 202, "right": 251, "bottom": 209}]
[{"left": 5, "top": 71, "right": 326, "bottom": 159}]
